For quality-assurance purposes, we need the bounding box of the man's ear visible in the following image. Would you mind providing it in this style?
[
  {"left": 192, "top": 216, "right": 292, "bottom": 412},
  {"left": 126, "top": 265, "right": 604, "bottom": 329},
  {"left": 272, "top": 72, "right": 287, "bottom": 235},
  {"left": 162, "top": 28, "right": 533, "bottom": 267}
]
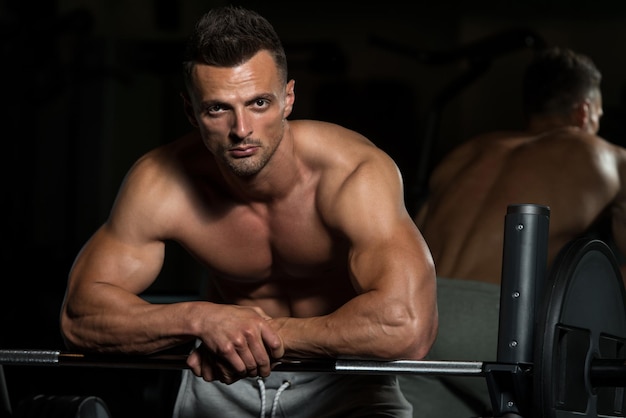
[
  {"left": 571, "top": 100, "right": 590, "bottom": 129},
  {"left": 282, "top": 79, "right": 295, "bottom": 119},
  {"left": 181, "top": 92, "right": 199, "bottom": 127}
]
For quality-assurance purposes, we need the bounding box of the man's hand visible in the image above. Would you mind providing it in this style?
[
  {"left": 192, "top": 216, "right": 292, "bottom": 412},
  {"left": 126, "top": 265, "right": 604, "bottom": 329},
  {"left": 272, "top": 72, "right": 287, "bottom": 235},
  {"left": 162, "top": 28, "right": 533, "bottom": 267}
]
[{"left": 186, "top": 305, "right": 284, "bottom": 384}]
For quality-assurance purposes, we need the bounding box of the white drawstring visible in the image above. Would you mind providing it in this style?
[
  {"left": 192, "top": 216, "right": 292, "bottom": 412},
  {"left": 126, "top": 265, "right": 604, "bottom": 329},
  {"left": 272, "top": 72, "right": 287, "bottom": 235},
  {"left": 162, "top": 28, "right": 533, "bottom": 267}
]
[
  {"left": 258, "top": 377, "right": 266, "bottom": 418},
  {"left": 271, "top": 380, "right": 291, "bottom": 417},
  {"left": 257, "top": 377, "right": 292, "bottom": 418}
]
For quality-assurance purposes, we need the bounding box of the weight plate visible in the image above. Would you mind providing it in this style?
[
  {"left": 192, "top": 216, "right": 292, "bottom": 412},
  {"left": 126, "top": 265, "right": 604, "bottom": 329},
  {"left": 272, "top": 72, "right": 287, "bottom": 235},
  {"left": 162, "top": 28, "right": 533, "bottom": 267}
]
[{"left": 534, "top": 238, "right": 626, "bottom": 418}]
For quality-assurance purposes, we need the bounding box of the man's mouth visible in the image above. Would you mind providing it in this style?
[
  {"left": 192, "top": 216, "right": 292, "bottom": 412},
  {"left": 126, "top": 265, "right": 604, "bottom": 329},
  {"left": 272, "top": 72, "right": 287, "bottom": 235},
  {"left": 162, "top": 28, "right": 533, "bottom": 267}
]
[{"left": 229, "top": 145, "right": 259, "bottom": 158}]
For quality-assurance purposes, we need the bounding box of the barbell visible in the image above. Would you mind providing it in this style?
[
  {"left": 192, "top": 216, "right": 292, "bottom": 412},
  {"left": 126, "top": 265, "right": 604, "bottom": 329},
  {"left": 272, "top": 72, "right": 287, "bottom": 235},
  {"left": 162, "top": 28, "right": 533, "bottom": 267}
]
[{"left": 2, "top": 204, "right": 626, "bottom": 418}]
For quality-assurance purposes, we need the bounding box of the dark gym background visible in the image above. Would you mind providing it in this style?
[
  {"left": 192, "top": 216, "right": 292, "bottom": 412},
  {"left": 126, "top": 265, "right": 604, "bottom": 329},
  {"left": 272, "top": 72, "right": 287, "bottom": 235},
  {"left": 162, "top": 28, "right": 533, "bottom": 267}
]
[{"left": 2, "top": 0, "right": 626, "bottom": 416}]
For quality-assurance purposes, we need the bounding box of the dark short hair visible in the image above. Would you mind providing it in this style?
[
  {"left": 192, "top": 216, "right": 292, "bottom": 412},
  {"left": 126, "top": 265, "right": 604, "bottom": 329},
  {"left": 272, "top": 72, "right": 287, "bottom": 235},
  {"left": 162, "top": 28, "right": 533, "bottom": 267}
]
[
  {"left": 522, "top": 47, "right": 601, "bottom": 118},
  {"left": 182, "top": 5, "right": 288, "bottom": 93}
]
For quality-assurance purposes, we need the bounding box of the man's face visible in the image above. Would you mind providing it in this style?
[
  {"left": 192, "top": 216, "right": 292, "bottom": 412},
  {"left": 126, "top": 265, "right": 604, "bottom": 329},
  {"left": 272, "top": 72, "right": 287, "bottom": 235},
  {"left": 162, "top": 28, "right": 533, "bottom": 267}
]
[{"left": 186, "top": 50, "right": 295, "bottom": 177}]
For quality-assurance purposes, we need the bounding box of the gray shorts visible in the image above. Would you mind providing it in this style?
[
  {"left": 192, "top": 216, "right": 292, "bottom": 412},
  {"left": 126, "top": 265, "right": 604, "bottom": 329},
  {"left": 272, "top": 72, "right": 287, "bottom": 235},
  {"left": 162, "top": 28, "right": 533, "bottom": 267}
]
[{"left": 173, "top": 369, "right": 412, "bottom": 417}]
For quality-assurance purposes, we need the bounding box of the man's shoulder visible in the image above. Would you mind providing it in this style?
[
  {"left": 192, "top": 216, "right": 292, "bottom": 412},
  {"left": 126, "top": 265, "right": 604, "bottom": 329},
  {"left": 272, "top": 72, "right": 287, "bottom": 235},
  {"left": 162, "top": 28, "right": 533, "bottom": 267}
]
[
  {"left": 122, "top": 131, "right": 207, "bottom": 195},
  {"left": 292, "top": 119, "right": 400, "bottom": 204},
  {"left": 112, "top": 132, "right": 210, "bottom": 234},
  {"left": 535, "top": 128, "right": 618, "bottom": 156},
  {"left": 291, "top": 119, "right": 372, "bottom": 145},
  {"left": 133, "top": 130, "right": 205, "bottom": 170},
  {"left": 291, "top": 119, "right": 387, "bottom": 169}
]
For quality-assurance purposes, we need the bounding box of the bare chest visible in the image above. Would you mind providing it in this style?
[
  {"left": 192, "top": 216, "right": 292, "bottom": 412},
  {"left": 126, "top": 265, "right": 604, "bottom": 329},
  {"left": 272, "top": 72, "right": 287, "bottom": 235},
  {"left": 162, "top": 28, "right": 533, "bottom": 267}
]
[{"left": 177, "top": 201, "right": 346, "bottom": 282}]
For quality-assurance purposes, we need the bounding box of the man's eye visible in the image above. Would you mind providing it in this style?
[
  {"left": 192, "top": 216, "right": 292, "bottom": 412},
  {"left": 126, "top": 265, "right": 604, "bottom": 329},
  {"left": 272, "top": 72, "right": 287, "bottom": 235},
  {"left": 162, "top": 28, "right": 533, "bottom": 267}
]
[{"left": 255, "top": 99, "right": 268, "bottom": 107}]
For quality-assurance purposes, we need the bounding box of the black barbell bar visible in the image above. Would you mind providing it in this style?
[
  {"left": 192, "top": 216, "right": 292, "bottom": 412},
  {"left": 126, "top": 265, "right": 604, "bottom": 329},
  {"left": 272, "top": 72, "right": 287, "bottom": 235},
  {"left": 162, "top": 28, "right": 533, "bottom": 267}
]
[{"left": 1, "top": 349, "right": 626, "bottom": 388}]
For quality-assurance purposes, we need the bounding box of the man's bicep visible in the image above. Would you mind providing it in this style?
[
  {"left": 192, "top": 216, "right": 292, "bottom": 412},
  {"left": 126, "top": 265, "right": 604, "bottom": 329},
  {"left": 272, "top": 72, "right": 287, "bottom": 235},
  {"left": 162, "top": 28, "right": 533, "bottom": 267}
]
[
  {"left": 335, "top": 159, "right": 432, "bottom": 291},
  {"left": 69, "top": 223, "right": 166, "bottom": 295},
  {"left": 72, "top": 158, "right": 171, "bottom": 294},
  {"left": 350, "top": 224, "right": 432, "bottom": 289}
]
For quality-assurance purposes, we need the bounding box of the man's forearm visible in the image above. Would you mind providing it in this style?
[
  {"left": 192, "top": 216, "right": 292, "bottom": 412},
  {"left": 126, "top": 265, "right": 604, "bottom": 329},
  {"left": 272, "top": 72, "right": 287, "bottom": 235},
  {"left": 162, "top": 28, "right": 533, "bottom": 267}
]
[
  {"left": 271, "top": 292, "right": 435, "bottom": 361},
  {"left": 61, "top": 290, "right": 201, "bottom": 354}
]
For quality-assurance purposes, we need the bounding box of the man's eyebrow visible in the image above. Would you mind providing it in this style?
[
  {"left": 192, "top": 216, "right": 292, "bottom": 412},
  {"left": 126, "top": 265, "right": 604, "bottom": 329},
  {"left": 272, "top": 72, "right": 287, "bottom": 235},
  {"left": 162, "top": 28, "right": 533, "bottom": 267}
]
[
  {"left": 199, "top": 99, "right": 226, "bottom": 109},
  {"left": 256, "top": 93, "right": 274, "bottom": 99}
]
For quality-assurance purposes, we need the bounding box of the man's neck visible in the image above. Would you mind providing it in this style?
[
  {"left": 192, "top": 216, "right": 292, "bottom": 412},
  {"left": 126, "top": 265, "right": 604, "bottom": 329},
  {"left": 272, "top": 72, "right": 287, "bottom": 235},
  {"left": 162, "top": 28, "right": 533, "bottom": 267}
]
[{"left": 527, "top": 113, "right": 579, "bottom": 135}]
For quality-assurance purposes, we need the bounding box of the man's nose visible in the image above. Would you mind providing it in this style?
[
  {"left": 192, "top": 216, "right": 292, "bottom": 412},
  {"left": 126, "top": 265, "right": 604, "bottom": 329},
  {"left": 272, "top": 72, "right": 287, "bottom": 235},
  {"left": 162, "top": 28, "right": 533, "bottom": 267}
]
[{"left": 231, "top": 109, "right": 252, "bottom": 140}]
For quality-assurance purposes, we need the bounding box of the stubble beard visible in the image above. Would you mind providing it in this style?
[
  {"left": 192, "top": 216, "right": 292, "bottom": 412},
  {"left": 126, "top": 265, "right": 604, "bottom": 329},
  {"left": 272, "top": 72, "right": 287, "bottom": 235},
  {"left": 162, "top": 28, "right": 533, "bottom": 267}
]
[
  {"left": 222, "top": 136, "right": 282, "bottom": 177},
  {"left": 226, "top": 153, "right": 266, "bottom": 176}
]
